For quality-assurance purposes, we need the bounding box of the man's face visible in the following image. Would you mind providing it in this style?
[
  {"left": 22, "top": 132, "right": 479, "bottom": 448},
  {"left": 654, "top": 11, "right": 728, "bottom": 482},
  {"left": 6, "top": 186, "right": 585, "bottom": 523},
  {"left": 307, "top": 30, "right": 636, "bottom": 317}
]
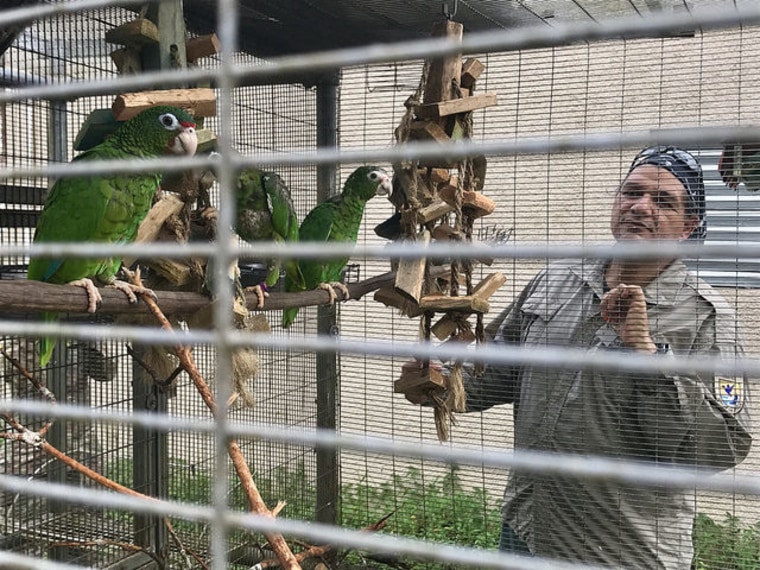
[{"left": 610, "top": 165, "right": 698, "bottom": 242}]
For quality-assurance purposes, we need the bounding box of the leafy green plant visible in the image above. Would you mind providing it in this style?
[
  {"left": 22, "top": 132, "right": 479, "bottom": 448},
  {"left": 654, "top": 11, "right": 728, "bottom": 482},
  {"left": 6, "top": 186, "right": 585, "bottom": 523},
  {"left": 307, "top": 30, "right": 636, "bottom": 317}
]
[
  {"left": 103, "top": 458, "right": 499, "bottom": 568},
  {"left": 106, "top": 458, "right": 760, "bottom": 570},
  {"left": 693, "top": 513, "right": 760, "bottom": 570},
  {"left": 338, "top": 465, "right": 500, "bottom": 568}
]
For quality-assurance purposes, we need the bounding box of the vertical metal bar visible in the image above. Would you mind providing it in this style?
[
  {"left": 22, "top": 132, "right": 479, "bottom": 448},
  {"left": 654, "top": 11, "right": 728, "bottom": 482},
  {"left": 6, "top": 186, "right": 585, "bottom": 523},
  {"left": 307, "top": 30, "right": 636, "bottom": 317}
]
[
  {"left": 132, "top": 352, "right": 167, "bottom": 557},
  {"left": 46, "top": 47, "right": 69, "bottom": 561},
  {"left": 315, "top": 69, "right": 340, "bottom": 533},
  {"left": 46, "top": 344, "right": 68, "bottom": 562},
  {"left": 45, "top": 83, "right": 68, "bottom": 372},
  {"left": 212, "top": 0, "right": 238, "bottom": 567},
  {"left": 131, "top": 0, "right": 188, "bottom": 559}
]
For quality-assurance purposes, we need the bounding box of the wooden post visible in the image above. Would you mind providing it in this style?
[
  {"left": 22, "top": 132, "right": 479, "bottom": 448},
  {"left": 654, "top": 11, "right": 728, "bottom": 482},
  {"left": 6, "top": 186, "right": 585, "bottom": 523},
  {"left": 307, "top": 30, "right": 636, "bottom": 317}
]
[
  {"left": 133, "top": 0, "right": 188, "bottom": 558},
  {"left": 315, "top": 71, "right": 341, "bottom": 564},
  {"left": 423, "top": 20, "right": 464, "bottom": 106}
]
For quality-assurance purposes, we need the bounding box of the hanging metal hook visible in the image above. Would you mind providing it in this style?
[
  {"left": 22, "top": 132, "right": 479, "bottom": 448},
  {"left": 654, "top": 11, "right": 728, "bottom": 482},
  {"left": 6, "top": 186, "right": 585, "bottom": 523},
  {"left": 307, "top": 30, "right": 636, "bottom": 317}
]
[{"left": 442, "top": 0, "right": 458, "bottom": 20}]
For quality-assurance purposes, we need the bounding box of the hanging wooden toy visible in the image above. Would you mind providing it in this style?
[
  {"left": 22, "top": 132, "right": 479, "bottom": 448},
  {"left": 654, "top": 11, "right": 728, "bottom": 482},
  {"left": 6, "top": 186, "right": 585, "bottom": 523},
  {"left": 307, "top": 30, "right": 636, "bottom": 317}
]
[{"left": 374, "top": 15, "right": 506, "bottom": 441}]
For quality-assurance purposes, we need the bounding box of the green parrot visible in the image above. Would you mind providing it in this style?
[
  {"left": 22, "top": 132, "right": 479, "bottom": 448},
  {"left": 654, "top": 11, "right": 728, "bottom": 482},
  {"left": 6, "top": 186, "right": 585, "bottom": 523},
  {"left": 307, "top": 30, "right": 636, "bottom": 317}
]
[
  {"left": 234, "top": 168, "right": 305, "bottom": 306},
  {"left": 27, "top": 105, "right": 199, "bottom": 366},
  {"left": 281, "top": 165, "right": 391, "bottom": 329}
]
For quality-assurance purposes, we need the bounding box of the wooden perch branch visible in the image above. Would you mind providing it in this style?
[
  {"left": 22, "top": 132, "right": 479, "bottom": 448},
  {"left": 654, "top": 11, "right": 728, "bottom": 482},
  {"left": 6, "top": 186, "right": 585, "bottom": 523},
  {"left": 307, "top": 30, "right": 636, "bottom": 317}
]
[
  {"left": 257, "top": 512, "right": 393, "bottom": 568},
  {"left": 125, "top": 269, "right": 300, "bottom": 570},
  {"left": 0, "top": 269, "right": 420, "bottom": 318}
]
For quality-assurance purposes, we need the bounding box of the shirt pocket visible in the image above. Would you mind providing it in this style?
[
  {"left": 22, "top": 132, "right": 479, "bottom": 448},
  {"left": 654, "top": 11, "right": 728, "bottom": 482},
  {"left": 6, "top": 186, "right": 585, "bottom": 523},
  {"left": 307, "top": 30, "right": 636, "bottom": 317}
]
[{"left": 520, "top": 294, "right": 565, "bottom": 346}]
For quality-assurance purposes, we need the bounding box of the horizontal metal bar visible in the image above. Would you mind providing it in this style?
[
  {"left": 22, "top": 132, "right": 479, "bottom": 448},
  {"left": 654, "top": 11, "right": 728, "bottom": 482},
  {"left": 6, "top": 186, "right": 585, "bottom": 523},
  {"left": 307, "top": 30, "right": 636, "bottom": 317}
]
[
  {"left": 0, "top": 409, "right": 756, "bottom": 511},
  {"left": 2, "top": 316, "right": 759, "bottom": 378},
  {"left": 0, "top": 0, "right": 148, "bottom": 28},
  {"left": 2, "top": 5, "right": 760, "bottom": 103},
  {"left": 10, "top": 236, "right": 760, "bottom": 263},
  {"left": 2, "top": 125, "right": 760, "bottom": 181},
  {"left": 0, "top": 475, "right": 596, "bottom": 570},
  {"left": 0, "top": 551, "right": 92, "bottom": 570}
]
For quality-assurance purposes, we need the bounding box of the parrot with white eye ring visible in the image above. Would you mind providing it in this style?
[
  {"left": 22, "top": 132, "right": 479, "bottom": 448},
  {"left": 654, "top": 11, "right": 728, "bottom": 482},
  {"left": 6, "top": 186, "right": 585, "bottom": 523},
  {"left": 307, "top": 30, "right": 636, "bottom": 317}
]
[
  {"left": 281, "top": 165, "right": 391, "bottom": 329},
  {"left": 27, "top": 105, "right": 198, "bottom": 366}
]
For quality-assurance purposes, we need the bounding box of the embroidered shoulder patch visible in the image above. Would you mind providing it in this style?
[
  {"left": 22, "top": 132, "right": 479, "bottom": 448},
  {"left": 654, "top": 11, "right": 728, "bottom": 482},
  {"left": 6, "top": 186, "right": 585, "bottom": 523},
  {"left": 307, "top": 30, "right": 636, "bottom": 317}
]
[{"left": 715, "top": 375, "right": 745, "bottom": 413}]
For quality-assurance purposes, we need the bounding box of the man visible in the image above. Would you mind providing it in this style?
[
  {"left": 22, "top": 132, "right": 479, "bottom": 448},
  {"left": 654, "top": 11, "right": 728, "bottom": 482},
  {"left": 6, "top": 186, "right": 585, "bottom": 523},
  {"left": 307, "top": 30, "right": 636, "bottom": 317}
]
[{"left": 432, "top": 147, "right": 752, "bottom": 568}]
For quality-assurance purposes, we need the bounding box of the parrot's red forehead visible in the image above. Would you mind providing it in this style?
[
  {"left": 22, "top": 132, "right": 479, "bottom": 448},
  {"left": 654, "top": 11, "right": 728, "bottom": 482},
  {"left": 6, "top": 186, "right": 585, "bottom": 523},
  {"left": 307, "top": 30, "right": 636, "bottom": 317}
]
[{"left": 181, "top": 120, "right": 196, "bottom": 129}]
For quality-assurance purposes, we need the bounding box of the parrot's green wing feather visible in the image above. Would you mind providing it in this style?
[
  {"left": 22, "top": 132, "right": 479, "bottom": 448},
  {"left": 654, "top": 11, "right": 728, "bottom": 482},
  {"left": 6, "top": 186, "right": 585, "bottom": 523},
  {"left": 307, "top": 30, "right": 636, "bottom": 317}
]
[
  {"left": 235, "top": 169, "right": 273, "bottom": 242},
  {"left": 235, "top": 169, "right": 304, "bottom": 289},
  {"left": 28, "top": 105, "right": 198, "bottom": 366},
  {"left": 262, "top": 172, "right": 298, "bottom": 240},
  {"left": 262, "top": 172, "right": 304, "bottom": 288},
  {"left": 281, "top": 201, "right": 336, "bottom": 328},
  {"left": 27, "top": 168, "right": 159, "bottom": 285},
  {"left": 281, "top": 166, "right": 390, "bottom": 329},
  {"left": 298, "top": 200, "right": 339, "bottom": 287}
]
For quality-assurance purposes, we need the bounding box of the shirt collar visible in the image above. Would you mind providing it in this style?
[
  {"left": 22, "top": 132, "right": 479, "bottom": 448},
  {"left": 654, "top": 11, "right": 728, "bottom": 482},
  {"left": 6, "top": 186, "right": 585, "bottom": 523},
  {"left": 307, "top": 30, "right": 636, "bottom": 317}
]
[{"left": 569, "top": 258, "right": 688, "bottom": 307}]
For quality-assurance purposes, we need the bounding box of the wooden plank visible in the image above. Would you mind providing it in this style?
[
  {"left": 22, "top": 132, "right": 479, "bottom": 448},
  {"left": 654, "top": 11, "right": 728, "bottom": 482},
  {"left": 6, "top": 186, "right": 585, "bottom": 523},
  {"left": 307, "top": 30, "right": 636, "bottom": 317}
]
[
  {"left": 73, "top": 108, "right": 121, "bottom": 151},
  {"left": 439, "top": 185, "right": 496, "bottom": 218},
  {"left": 431, "top": 314, "right": 458, "bottom": 341},
  {"left": 418, "top": 293, "right": 490, "bottom": 314},
  {"left": 394, "top": 228, "right": 431, "bottom": 304},
  {"left": 373, "top": 286, "right": 423, "bottom": 318},
  {"left": 186, "top": 34, "right": 220, "bottom": 63},
  {"left": 415, "top": 93, "right": 498, "bottom": 120},
  {"left": 461, "top": 58, "right": 485, "bottom": 89},
  {"left": 416, "top": 200, "right": 454, "bottom": 224},
  {"left": 443, "top": 328, "right": 477, "bottom": 345},
  {"left": 394, "top": 362, "right": 447, "bottom": 393},
  {"left": 143, "top": 0, "right": 187, "bottom": 71},
  {"left": 423, "top": 20, "right": 463, "bottom": 105},
  {"left": 136, "top": 193, "right": 185, "bottom": 245},
  {"left": 110, "top": 47, "right": 142, "bottom": 74},
  {"left": 428, "top": 168, "right": 451, "bottom": 186},
  {"left": 104, "top": 18, "right": 159, "bottom": 46},
  {"left": 431, "top": 222, "right": 458, "bottom": 242},
  {"left": 112, "top": 89, "right": 217, "bottom": 121},
  {"left": 471, "top": 272, "right": 507, "bottom": 301},
  {"left": 408, "top": 120, "right": 451, "bottom": 144},
  {"left": 195, "top": 128, "right": 218, "bottom": 153}
]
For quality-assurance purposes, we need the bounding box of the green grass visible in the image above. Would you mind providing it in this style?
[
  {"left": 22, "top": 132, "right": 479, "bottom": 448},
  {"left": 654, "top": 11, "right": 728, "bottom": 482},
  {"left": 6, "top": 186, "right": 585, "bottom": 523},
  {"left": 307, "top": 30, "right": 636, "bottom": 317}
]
[
  {"left": 693, "top": 513, "right": 760, "bottom": 570},
  {"left": 338, "top": 465, "right": 500, "bottom": 569},
  {"left": 341, "top": 466, "right": 499, "bottom": 548},
  {"left": 104, "top": 459, "right": 498, "bottom": 568},
  {"left": 106, "top": 458, "right": 760, "bottom": 569}
]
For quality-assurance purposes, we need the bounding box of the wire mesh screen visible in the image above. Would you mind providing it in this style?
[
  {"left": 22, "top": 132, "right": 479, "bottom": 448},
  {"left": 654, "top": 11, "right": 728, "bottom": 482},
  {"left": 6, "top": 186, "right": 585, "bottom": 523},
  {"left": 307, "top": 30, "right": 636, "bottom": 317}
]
[{"left": 1, "top": 1, "right": 760, "bottom": 570}]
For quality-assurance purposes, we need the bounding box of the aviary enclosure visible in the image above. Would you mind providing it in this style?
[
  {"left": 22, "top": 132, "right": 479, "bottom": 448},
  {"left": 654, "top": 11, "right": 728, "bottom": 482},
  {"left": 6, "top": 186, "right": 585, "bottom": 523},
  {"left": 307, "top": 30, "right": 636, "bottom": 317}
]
[{"left": 1, "top": 1, "right": 760, "bottom": 569}]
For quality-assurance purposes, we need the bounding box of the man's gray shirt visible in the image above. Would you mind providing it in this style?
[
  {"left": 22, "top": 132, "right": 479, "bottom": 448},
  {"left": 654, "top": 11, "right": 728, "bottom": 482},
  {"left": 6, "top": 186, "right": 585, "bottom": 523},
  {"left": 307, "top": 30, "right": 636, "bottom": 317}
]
[{"left": 464, "top": 258, "right": 752, "bottom": 569}]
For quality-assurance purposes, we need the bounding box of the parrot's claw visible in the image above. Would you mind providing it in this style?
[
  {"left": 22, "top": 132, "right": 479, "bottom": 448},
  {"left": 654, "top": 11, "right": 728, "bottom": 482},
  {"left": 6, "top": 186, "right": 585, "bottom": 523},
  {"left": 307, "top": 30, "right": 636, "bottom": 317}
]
[
  {"left": 109, "top": 279, "right": 156, "bottom": 304},
  {"left": 333, "top": 282, "right": 350, "bottom": 301},
  {"left": 318, "top": 282, "right": 349, "bottom": 305},
  {"left": 69, "top": 278, "right": 102, "bottom": 313},
  {"left": 318, "top": 282, "right": 337, "bottom": 305},
  {"left": 244, "top": 283, "right": 269, "bottom": 309}
]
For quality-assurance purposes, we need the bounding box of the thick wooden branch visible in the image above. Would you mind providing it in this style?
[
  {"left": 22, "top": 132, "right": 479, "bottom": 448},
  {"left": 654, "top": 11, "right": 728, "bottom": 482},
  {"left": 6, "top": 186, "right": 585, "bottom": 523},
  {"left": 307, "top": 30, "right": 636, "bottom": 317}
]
[
  {"left": 0, "top": 270, "right": 407, "bottom": 318},
  {"left": 127, "top": 269, "right": 300, "bottom": 570}
]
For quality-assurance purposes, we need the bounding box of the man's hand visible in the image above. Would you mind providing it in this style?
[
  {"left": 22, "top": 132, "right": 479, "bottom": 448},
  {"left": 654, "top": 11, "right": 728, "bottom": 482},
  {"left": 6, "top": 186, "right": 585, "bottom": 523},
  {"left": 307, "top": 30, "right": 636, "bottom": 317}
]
[{"left": 600, "top": 284, "right": 657, "bottom": 353}]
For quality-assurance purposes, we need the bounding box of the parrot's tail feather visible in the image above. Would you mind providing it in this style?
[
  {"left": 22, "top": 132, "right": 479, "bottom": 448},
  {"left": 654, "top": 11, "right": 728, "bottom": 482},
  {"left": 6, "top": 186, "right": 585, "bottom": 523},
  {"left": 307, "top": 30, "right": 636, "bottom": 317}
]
[
  {"left": 281, "top": 307, "right": 298, "bottom": 329},
  {"left": 39, "top": 312, "right": 59, "bottom": 367}
]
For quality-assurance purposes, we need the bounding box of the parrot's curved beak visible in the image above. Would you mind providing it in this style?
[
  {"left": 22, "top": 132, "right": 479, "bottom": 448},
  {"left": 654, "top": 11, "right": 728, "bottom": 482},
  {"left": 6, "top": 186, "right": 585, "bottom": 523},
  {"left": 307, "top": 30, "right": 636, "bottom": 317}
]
[
  {"left": 376, "top": 174, "right": 392, "bottom": 197},
  {"left": 169, "top": 126, "right": 199, "bottom": 156}
]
